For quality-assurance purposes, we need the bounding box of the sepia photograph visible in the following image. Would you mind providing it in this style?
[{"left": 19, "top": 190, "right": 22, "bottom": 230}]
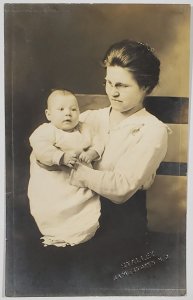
[{"left": 4, "top": 2, "right": 191, "bottom": 297}]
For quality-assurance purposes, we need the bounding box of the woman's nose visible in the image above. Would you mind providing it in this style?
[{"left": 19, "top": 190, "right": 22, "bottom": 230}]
[{"left": 111, "top": 87, "right": 120, "bottom": 97}]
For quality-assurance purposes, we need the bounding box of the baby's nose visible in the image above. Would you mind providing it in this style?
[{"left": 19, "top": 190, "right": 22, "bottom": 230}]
[{"left": 64, "top": 109, "right": 71, "bottom": 115}]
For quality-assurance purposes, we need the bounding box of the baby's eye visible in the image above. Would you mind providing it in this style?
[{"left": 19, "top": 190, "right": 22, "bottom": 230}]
[
  {"left": 59, "top": 108, "right": 64, "bottom": 111},
  {"left": 72, "top": 108, "right": 77, "bottom": 111}
]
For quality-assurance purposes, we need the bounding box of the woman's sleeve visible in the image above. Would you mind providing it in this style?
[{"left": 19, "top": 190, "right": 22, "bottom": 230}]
[
  {"left": 29, "top": 124, "right": 64, "bottom": 166},
  {"left": 80, "top": 110, "right": 105, "bottom": 158},
  {"left": 90, "top": 133, "right": 105, "bottom": 160},
  {"left": 70, "top": 124, "right": 169, "bottom": 204}
]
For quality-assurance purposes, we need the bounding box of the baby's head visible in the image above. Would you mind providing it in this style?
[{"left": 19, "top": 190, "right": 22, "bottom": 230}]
[{"left": 45, "top": 89, "right": 80, "bottom": 131}]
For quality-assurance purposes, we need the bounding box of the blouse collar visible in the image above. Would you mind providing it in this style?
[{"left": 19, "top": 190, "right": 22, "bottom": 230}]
[{"left": 107, "top": 106, "right": 151, "bottom": 131}]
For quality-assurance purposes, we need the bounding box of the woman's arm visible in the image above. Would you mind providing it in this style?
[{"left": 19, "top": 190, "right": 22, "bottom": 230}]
[{"left": 70, "top": 124, "right": 169, "bottom": 204}]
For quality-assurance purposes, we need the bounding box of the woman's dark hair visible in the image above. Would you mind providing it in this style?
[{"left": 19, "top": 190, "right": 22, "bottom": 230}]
[{"left": 103, "top": 40, "right": 160, "bottom": 94}]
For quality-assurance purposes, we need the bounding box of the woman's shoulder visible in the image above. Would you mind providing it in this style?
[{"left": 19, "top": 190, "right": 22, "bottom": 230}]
[
  {"left": 142, "top": 109, "right": 171, "bottom": 134},
  {"left": 77, "top": 121, "right": 91, "bottom": 133},
  {"left": 79, "top": 107, "right": 110, "bottom": 123}
]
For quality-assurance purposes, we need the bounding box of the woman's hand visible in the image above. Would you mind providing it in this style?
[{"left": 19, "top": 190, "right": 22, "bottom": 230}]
[{"left": 70, "top": 162, "right": 88, "bottom": 187}]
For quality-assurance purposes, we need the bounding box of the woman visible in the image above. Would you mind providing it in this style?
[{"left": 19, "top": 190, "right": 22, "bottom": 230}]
[{"left": 68, "top": 40, "right": 170, "bottom": 282}]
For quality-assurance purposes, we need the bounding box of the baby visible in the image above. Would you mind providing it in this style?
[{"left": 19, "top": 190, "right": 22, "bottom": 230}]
[{"left": 28, "top": 89, "right": 103, "bottom": 247}]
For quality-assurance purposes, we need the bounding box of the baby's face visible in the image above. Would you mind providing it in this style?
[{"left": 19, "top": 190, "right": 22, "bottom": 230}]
[{"left": 45, "top": 93, "right": 80, "bottom": 131}]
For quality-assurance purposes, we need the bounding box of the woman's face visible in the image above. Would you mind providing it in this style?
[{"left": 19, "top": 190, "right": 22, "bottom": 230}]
[{"left": 105, "top": 66, "right": 147, "bottom": 113}]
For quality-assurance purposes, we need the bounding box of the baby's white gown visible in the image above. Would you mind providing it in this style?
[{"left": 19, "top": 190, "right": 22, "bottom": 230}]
[{"left": 28, "top": 123, "right": 101, "bottom": 247}]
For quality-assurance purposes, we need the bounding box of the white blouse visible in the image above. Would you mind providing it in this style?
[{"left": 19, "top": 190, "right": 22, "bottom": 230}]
[{"left": 70, "top": 107, "right": 171, "bottom": 204}]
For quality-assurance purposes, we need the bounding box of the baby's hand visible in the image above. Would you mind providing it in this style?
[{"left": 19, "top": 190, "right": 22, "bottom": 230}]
[
  {"left": 79, "top": 149, "right": 99, "bottom": 164},
  {"left": 63, "top": 151, "right": 79, "bottom": 168}
]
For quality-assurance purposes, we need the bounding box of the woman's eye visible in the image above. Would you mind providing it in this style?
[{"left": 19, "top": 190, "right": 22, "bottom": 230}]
[
  {"left": 106, "top": 81, "right": 112, "bottom": 87},
  {"left": 72, "top": 108, "right": 77, "bottom": 111},
  {"left": 60, "top": 108, "right": 64, "bottom": 111},
  {"left": 105, "top": 81, "right": 129, "bottom": 89},
  {"left": 117, "top": 84, "right": 129, "bottom": 88}
]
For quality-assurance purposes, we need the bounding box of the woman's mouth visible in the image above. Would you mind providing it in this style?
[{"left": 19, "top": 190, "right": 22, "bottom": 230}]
[{"left": 111, "top": 99, "right": 122, "bottom": 102}]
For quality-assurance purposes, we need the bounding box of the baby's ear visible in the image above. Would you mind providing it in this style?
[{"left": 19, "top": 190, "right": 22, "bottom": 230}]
[{"left": 45, "top": 109, "right": 51, "bottom": 121}]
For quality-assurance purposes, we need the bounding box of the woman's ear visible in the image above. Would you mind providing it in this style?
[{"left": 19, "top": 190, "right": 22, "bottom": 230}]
[
  {"left": 45, "top": 109, "right": 51, "bottom": 121},
  {"left": 142, "top": 86, "right": 149, "bottom": 95}
]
